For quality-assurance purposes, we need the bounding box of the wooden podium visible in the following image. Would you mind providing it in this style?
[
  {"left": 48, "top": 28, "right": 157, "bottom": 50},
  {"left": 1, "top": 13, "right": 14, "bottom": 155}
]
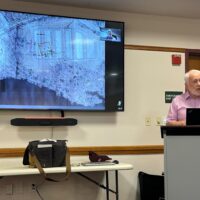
[{"left": 161, "top": 126, "right": 200, "bottom": 200}]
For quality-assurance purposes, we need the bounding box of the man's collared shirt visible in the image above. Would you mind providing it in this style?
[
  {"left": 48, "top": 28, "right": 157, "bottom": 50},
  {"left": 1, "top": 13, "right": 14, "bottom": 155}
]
[{"left": 166, "top": 91, "right": 200, "bottom": 122}]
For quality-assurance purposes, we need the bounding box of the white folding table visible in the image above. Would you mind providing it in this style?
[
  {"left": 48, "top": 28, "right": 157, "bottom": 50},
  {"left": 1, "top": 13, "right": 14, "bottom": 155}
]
[{"left": 0, "top": 159, "right": 133, "bottom": 200}]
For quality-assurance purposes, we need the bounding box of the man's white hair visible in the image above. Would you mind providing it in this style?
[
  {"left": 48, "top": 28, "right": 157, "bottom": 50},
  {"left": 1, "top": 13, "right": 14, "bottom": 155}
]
[{"left": 184, "top": 69, "right": 200, "bottom": 83}]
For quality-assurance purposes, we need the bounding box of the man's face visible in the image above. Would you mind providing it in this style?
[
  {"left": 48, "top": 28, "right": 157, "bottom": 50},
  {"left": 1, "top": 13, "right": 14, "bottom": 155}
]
[{"left": 187, "top": 72, "right": 200, "bottom": 97}]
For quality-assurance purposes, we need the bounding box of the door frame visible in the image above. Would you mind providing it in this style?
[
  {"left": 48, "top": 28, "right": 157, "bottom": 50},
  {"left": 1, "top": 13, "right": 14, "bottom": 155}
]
[{"left": 185, "top": 49, "right": 200, "bottom": 72}]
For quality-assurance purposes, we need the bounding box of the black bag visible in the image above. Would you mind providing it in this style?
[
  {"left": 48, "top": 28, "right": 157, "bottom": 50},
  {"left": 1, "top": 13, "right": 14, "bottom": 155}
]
[{"left": 23, "top": 139, "right": 71, "bottom": 182}]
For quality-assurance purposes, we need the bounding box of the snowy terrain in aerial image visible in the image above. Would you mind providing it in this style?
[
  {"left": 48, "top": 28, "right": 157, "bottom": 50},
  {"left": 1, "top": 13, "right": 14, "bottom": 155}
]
[{"left": 0, "top": 11, "right": 105, "bottom": 110}]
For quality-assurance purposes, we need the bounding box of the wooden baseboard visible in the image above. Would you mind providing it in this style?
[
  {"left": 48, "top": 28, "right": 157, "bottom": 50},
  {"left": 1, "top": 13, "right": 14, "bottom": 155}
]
[{"left": 0, "top": 145, "right": 163, "bottom": 158}]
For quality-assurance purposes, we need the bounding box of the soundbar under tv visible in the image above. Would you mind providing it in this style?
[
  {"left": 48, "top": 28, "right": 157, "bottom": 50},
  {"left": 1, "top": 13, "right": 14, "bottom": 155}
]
[{"left": 11, "top": 118, "right": 78, "bottom": 126}]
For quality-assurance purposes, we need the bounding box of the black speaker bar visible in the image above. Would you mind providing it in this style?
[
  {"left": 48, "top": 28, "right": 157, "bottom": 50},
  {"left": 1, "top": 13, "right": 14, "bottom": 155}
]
[{"left": 10, "top": 118, "right": 78, "bottom": 126}]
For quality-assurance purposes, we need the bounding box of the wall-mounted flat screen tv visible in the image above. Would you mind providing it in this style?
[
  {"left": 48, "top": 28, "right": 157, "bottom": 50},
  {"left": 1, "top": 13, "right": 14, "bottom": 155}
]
[{"left": 0, "top": 10, "right": 124, "bottom": 111}]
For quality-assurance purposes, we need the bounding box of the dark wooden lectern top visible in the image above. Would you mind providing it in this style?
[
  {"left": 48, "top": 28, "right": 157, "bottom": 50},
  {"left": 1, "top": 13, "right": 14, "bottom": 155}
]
[{"left": 161, "top": 126, "right": 200, "bottom": 138}]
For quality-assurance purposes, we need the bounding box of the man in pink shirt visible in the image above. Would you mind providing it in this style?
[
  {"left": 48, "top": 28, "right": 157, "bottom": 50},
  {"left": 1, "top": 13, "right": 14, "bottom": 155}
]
[{"left": 166, "top": 69, "right": 200, "bottom": 126}]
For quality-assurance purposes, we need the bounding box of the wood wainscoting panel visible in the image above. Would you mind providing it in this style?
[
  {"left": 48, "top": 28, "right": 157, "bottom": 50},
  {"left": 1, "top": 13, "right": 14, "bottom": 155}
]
[{"left": 0, "top": 145, "right": 164, "bottom": 158}]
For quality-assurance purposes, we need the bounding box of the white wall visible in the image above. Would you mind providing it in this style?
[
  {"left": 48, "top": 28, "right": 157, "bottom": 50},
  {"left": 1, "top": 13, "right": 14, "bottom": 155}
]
[{"left": 0, "top": 1, "right": 196, "bottom": 199}]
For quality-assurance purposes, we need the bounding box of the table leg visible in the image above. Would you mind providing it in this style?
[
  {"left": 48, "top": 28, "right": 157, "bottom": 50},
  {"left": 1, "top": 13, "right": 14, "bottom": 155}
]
[
  {"left": 77, "top": 170, "right": 119, "bottom": 200},
  {"left": 106, "top": 171, "right": 109, "bottom": 200},
  {"left": 115, "top": 170, "right": 119, "bottom": 200}
]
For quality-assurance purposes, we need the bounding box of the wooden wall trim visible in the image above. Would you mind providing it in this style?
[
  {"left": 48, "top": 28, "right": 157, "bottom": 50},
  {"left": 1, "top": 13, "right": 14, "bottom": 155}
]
[
  {"left": 0, "top": 145, "right": 163, "bottom": 158},
  {"left": 125, "top": 44, "right": 186, "bottom": 53}
]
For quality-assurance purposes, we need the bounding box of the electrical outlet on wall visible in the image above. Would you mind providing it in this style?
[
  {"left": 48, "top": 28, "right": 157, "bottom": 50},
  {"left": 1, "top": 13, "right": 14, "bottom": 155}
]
[
  {"left": 156, "top": 117, "right": 166, "bottom": 126},
  {"left": 156, "top": 117, "right": 162, "bottom": 126},
  {"left": 145, "top": 117, "right": 151, "bottom": 126},
  {"left": 32, "top": 184, "right": 36, "bottom": 191}
]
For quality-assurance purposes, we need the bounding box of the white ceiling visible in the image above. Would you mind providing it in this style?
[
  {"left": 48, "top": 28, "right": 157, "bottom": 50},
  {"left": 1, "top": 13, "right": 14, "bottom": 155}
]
[{"left": 15, "top": 0, "right": 200, "bottom": 19}]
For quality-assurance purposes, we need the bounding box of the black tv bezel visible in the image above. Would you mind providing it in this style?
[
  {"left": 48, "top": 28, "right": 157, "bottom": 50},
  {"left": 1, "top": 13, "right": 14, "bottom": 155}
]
[{"left": 0, "top": 9, "right": 124, "bottom": 112}]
